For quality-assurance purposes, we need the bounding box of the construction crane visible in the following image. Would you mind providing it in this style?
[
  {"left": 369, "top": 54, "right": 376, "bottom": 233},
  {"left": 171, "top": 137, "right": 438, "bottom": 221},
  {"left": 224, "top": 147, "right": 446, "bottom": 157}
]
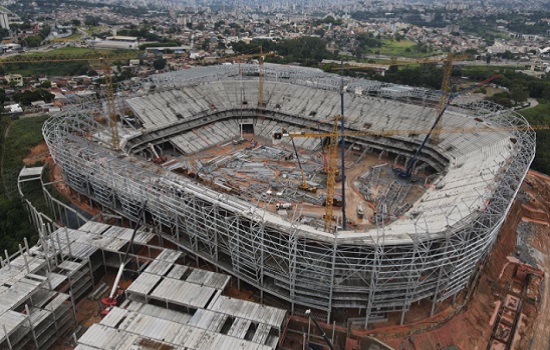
[
  {"left": 147, "top": 142, "right": 167, "bottom": 164},
  {"left": 330, "top": 53, "right": 471, "bottom": 143},
  {"left": 205, "top": 48, "right": 275, "bottom": 109},
  {"left": 324, "top": 118, "right": 340, "bottom": 232},
  {"left": 304, "top": 309, "right": 335, "bottom": 350},
  {"left": 0, "top": 51, "right": 138, "bottom": 150},
  {"left": 275, "top": 111, "right": 543, "bottom": 232},
  {"left": 258, "top": 46, "right": 265, "bottom": 110},
  {"left": 431, "top": 53, "right": 470, "bottom": 143},
  {"left": 394, "top": 74, "right": 501, "bottom": 178},
  {"left": 101, "top": 201, "right": 147, "bottom": 316},
  {"left": 287, "top": 132, "right": 317, "bottom": 193},
  {"left": 101, "top": 57, "right": 120, "bottom": 150}
]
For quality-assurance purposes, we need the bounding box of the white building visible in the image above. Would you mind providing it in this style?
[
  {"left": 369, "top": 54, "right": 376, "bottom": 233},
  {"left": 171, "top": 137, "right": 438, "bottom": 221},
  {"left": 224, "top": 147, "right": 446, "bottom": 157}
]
[
  {"left": 5, "top": 74, "right": 23, "bottom": 86},
  {"left": 93, "top": 36, "right": 139, "bottom": 50},
  {"left": 0, "top": 11, "right": 9, "bottom": 30}
]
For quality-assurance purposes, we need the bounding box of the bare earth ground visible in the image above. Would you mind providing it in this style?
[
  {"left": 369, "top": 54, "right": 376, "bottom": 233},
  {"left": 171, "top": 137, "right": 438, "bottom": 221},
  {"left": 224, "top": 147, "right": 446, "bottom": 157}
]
[
  {"left": 23, "top": 142, "right": 49, "bottom": 166},
  {"left": 346, "top": 171, "right": 550, "bottom": 350},
  {"left": 521, "top": 171, "right": 550, "bottom": 350}
]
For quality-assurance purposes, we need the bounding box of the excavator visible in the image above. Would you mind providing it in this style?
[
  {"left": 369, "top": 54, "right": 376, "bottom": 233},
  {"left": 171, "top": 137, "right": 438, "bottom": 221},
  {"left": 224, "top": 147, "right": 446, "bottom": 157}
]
[{"left": 100, "top": 202, "right": 147, "bottom": 316}]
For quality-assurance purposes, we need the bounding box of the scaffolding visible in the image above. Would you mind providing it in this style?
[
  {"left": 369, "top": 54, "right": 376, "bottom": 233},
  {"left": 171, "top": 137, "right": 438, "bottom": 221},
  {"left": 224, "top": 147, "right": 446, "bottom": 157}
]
[{"left": 42, "top": 64, "right": 535, "bottom": 326}]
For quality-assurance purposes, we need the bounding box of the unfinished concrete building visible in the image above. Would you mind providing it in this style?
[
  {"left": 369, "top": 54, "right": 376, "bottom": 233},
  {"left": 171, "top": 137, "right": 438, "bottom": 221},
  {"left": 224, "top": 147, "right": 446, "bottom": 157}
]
[
  {"left": 1, "top": 202, "right": 287, "bottom": 350},
  {"left": 43, "top": 63, "right": 535, "bottom": 325}
]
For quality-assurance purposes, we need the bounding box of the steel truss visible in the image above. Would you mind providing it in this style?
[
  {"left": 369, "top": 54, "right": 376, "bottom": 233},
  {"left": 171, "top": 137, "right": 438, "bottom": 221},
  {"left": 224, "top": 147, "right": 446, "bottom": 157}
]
[{"left": 42, "top": 66, "right": 535, "bottom": 326}]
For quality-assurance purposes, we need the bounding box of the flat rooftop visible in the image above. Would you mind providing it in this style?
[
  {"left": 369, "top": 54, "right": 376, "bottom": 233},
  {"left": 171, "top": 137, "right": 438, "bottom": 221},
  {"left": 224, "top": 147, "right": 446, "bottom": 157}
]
[{"left": 0, "top": 221, "right": 287, "bottom": 350}]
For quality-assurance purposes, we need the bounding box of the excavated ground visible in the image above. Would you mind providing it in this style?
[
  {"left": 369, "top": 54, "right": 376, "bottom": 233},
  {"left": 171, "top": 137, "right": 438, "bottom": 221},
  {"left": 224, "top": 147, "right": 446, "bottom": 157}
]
[{"left": 345, "top": 171, "right": 550, "bottom": 350}]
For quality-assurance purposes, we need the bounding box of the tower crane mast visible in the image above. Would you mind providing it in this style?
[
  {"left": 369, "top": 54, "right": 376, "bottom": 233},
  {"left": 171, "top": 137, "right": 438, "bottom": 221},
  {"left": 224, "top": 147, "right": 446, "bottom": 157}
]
[
  {"left": 0, "top": 51, "right": 138, "bottom": 150},
  {"left": 276, "top": 96, "right": 539, "bottom": 232}
]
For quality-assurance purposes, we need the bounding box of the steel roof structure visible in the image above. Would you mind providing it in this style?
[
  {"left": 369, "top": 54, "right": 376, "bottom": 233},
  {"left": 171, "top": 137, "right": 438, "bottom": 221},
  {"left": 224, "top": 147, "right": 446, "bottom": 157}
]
[{"left": 43, "top": 64, "right": 535, "bottom": 325}]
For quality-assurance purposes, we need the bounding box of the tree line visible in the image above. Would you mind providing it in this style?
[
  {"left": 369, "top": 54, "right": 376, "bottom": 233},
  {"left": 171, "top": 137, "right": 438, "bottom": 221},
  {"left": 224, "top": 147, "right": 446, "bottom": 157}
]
[{"left": 231, "top": 37, "right": 335, "bottom": 66}]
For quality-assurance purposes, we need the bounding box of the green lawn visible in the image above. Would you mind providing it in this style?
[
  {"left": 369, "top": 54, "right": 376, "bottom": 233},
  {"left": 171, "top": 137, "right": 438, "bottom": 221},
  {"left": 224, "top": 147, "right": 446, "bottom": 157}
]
[
  {"left": 3, "top": 115, "right": 50, "bottom": 195},
  {"left": 520, "top": 102, "right": 550, "bottom": 125},
  {"left": 0, "top": 115, "right": 49, "bottom": 253},
  {"left": 518, "top": 102, "right": 550, "bottom": 174},
  {"left": 51, "top": 32, "right": 84, "bottom": 42},
  {"left": 377, "top": 39, "right": 442, "bottom": 58},
  {"left": 78, "top": 25, "right": 109, "bottom": 36},
  {"left": 1, "top": 47, "right": 139, "bottom": 75}
]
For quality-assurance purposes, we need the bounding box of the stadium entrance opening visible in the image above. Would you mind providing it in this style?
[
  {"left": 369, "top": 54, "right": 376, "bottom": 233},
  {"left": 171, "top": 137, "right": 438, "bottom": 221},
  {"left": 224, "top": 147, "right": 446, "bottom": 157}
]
[{"left": 241, "top": 123, "right": 254, "bottom": 134}]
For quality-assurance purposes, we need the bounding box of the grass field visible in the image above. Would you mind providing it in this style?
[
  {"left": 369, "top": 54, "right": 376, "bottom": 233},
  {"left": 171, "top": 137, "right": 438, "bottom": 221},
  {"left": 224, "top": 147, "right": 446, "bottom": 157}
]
[
  {"left": 27, "top": 46, "right": 106, "bottom": 56},
  {"left": 0, "top": 114, "right": 49, "bottom": 253},
  {"left": 378, "top": 39, "right": 441, "bottom": 58},
  {"left": 3, "top": 115, "right": 50, "bottom": 195},
  {"left": 518, "top": 102, "right": 550, "bottom": 174},
  {"left": 520, "top": 102, "right": 550, "bottom": 125},
  {"left": 78, "top": 25, "right": 110, "bottom": 36},
  {"left": 50, "top": 32, "right": 84, "bottom": 42},
  {"left": 1, "top": 47, "right": 139, "bottom": 75}
]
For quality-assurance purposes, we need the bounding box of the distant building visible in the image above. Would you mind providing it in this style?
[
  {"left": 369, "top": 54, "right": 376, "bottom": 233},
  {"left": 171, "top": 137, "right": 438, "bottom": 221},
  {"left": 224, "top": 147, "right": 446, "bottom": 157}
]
[
  {"left": 93, "top": 36, "right": 139, "bottom": 50},
  {"left": 445, "top": 24, "right": 460, "bottom": 34},
  {"left": 0, "top": 11, "right": 9, "bottom": 30},
  {"left": 4, "top": 102, "right": 22, "bottom": 113},
  {"left": 4, "top": 74, "right": 23, "bottom": 86},
  {"left": 144, "top": 46, "right": 191, "bottom": 55}
]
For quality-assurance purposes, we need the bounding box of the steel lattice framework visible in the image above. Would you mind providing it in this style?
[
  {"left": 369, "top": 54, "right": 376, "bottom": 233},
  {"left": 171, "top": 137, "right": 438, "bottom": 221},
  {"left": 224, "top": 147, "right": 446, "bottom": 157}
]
[{"left": 43, "top": 64, "right": 535, "bottom": 326}]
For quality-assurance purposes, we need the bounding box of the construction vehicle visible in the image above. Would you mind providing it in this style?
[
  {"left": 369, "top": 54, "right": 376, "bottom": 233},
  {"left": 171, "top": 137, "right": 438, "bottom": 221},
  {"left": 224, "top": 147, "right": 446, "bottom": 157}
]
[
  {"left": 356, "top": 204, "right": 365, "bottom": 219},
  {"left": 393, "top": 74, "right": 500, "bottom": 178},
  {"left": 276, "top": 202, "right": 292, "bottom": 210},
  {"left": 147, "top": 143, "right": 167, "bottom": 164},
  {"left": 0, "top": 51, "right": 138, "bottom": 151},
  {"left": 101, "top": 201, "right": 147, "bottom": 316},
  {"left": 286, "top": 131, "right": 317, "bottom": 193},
  {"left": 304, "top": 309, "right": 335, "bottom": 350}
]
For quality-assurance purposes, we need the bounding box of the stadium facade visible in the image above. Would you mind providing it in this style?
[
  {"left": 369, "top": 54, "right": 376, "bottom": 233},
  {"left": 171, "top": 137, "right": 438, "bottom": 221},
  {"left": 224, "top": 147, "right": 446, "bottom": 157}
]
[{"left": 43, "top": 64, "right": 535, "bottom": 325}]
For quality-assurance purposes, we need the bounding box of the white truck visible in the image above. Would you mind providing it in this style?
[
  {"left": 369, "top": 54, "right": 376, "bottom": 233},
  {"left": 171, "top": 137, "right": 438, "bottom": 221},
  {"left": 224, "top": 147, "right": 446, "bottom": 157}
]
[
  {"left": 276, "top": 202, "right": 292, "bottom": 210},
  {"left": 356, "top": 205, "right": 365, "bottom": 219}
]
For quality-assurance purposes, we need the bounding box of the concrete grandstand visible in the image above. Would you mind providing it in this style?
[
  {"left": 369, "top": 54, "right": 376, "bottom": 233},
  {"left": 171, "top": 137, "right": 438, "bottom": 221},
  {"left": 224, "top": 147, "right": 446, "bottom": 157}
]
[{"left": 43, "top": 63, "right": 535, "bottom": 326}]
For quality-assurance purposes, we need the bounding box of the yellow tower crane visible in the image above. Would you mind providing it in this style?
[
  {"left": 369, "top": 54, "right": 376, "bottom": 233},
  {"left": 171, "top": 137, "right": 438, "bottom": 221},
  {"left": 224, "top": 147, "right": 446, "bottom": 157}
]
[
  {"left": 277, "top": 121, "right": 547, "bottom": 232},
  {"left": 330, "top": 53, "right": 471, "bottom": 145},
  {"left": 0, "top": 51, "right": 138, "bottom": 150},
  {"left": 431, "top": 53, "right": 462, "bottom": 143},
  {"left": 206, "top": 48, "right": 275, "bottom": 110}
]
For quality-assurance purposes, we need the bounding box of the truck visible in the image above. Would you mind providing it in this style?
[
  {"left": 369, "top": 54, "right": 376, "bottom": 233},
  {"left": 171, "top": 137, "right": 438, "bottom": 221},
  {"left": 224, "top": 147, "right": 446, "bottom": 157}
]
[
  {"left": 276, "top": 202, "right": 292, "bottom": 210},
  {"left": 356, "top": 205, "right": 364, "bottom": 219}
]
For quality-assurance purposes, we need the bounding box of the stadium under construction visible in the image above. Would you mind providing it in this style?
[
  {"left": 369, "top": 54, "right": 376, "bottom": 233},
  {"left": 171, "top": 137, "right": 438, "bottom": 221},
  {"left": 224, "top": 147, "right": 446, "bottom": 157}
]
[{"left": 41, "top": 63, "right": 535, "bottom": 326}]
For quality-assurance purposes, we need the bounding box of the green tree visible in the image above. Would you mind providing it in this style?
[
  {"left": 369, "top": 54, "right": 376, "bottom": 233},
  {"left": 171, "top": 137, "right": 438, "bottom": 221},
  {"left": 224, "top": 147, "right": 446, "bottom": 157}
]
[
  {"left": 153, "top": 58, "right": 166, "bottom": 70},
  {"left": 541, "top": 86, "right": 550, "bottom": 101},
  {"left": 84, "top": 16, "right": 101, "bottom": 26},
  {"left": 40, "top": 80, "right": 51, "bottom": 88},
  {"left": 25, "top": 36, "right": 42, "bottom": 48},
  {"left": 509, "top": 84, "right": 529, "bottom": 104},
  {"left": 14, "top": 89, "right": 55, "bottom": 105}
]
